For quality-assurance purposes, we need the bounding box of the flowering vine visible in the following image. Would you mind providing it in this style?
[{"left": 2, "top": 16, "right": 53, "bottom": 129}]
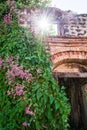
[
  {"left": 0, "top": 57, "right": 32, "bottom": 95},
  {"left": 0, "top": 57, "right": 34, "bottom": 128},
  {"left": 4, "top": 13, "right": 12, "bottom": 24}
]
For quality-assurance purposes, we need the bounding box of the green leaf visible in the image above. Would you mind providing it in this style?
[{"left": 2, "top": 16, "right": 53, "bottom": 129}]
[
  {"left": 50, "top": 96, "right": 54, "bottom": 104},
  {"left": 55, "top": 101, "right": 60, "bottom": 110}
]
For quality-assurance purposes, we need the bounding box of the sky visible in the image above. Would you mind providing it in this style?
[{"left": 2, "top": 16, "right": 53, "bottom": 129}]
[{"left": 51, "top": 0, "right": 87, "bottom": 14}]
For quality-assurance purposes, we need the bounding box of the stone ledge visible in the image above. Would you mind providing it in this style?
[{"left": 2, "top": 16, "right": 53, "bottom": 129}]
[{"left": 54, "top": 72, "right": 87, "bottom": 78}]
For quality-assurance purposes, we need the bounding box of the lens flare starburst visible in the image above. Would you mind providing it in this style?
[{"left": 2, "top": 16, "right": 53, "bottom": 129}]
[{"left": 37, "top": 16, "right": 50, "bottom": 33}]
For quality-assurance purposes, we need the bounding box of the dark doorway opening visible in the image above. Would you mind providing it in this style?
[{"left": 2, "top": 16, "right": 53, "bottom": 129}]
[{"left": 58, "top": 78, "right": 87, "bottom": 130}]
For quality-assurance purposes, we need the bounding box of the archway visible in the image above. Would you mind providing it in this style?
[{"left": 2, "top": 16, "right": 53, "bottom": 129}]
[
  {"left": 58, "top": 78, "right": 87, "bottom": 130},
  {"left": 47, "top": 37, "right": 87, "bottom": 129},
  {"left": 53, "top": 59, "right": 87, "bottom": 129}
]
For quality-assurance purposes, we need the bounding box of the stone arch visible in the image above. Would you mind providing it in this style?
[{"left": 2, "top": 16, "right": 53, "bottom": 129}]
[
  {"left": 51, "top": 51, "right": 87, "bottom": 64},
  {"left": 51, "top": 51, "right": 87, "bottom": 73}
]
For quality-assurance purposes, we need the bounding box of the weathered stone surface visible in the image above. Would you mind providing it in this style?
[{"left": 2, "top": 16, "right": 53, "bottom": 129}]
[
  {"left": 47, "top": 37, "right": 87, "bottom": 77},
  {"left": 18, "top": 7, "right": 87, "bottom": 37},
  {"left": 16, "top": 8, "right": 85, "bottom": 37}
]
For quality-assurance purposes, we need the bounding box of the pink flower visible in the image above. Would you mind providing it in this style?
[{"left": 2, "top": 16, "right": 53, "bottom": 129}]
[
  {"left": 15, "top": 85, "right": 25, "bottom": 96},
  {"left": 22, "top": 122, "right": 27, "bottom": 127},
  {"left": 7, "top": 90, "right": 11, "bottom": 95},
  {"left": 6, "top": 57, "right": 14, "bottom": 63},
  {"left": 25, "top": 73, "right": 32, "bottom": 80},
  {"left": 15, "top": 85, "right": 20, "bottom": 89},
  {"left": 25, "top": 107, "right": 30, "bottom": 114},
  {"left": 0, "top": 58, "right": 3, "bottom": 67},
  {"left": 18, "top": 70, "right": 25, "bottom": 79},
  {"left": 4, "top": 13, "right": 12, "bottom": 24},
  {"left": 25, "top": 106, "right": 34, "bottom": 115},
  {"left": 16, "top": 89, "right": 24, "bottom": 96}
]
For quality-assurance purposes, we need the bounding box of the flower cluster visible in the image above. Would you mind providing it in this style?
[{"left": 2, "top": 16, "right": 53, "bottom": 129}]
[
  {"left": 4, "top": 13, "right": 12, "bottom": 24},
  {"left": 0, "top": 58, "right": 3, "bottom": 67},
  {"left": 10, "top": 0, "right": 16, "bottom": 12},
  {"left": 22, "top": 105, "right": 34, "bottom": 127},
  {"left": 6, "top": 62, "right": 32, "bottom": 85},
  {"left": 0, "top": 57, "right": 32, "bottom": 99},
  {"left": 3, "top": 0, "right": 16, "bottom": 24},
  {"left": 7, "top": 84, "right": 26, "bottom": 98},
  {"left": 22, "top": 122, "right": 30, "bottom": 127},
  {"left": 0, "top": 57, "right": 35, "bottom": 128},
  {"left": 25, "top": 106, "right": 34, "bottom": 115}
]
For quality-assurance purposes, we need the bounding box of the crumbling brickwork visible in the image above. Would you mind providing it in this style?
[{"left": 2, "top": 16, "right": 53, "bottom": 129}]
[
  {"left": 18, "top": 7, "right": 87, "bottom": 77},
  {"left": 18, "top": 7, "right": 87, "bottom": 37},
  {"left": 64, "top": 14, "right": 87, "bottom": 37},
  {"left": 47, "top": 37, "right": 87, "bottom": 77}
]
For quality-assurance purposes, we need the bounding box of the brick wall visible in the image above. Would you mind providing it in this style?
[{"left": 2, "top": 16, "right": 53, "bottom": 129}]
[
  {"left": 47, "top": 37, "right": 87, "bottom": 76},
  {"left": 64, "top": 14, "right": 87, "bottom": 37}
]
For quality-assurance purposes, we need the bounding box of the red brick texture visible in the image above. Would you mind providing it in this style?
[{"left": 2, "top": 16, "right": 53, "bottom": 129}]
[{"left": 47, "top": 37, "right": 87, "bottom": 77}]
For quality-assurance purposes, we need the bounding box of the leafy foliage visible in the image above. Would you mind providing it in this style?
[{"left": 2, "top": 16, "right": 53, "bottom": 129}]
[
  {"left": 0, "top": 0, "right": 50, "bottom": 8},
  {"left": 0, "top": 0, "right": 71, "bottom": 130}
]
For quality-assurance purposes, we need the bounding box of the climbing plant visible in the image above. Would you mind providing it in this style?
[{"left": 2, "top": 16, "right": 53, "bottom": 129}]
[
  {"left": 0, "top": 0, "right": 50, "bottom": 8},
  {"left": 0, "top": 0, "right": 71, "bottom": 130}
]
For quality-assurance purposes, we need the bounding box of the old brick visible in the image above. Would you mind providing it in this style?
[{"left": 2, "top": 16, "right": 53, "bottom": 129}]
[
  {"left": 82, "top": 18, "right": 86, "bottom": 21},
  {"left": 79, "top": 22, "right": 85, "bottom": 25},
  {"left": 71, "top": 32, "right": 75, "bottom": 34},
  {"left": 76, "top": 29, "right": 81, "bottom": 32},
  {"left": 84, "top": 30, "right": 86, "bottom": 34},
  {"left": 81, "top": 25, "right": 86, "bottom": 28}
]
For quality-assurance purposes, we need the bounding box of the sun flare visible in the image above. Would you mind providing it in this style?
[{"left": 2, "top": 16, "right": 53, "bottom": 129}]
[{"left": 37, "top": 16, "right": 51, "bottom": 34}]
